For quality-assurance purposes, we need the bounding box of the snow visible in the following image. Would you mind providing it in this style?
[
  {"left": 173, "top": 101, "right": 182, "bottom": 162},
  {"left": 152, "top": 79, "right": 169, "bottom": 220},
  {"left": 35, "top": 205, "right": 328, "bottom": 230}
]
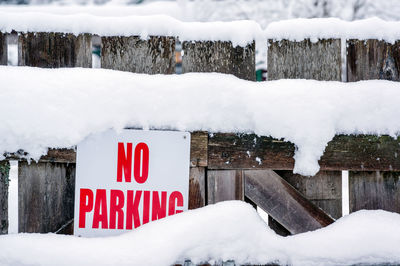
[
  {"left": 0, "top": 201, "right": 399, "bottom": 265},
  {"left": 0, "top": 11, "right": 262, "bottom": 46},
  {"left": 265, "top": 17, "right": 400, "bottom": 43},
  {"left": 0, "top": 66, "right": 399, "bottom": 176}
]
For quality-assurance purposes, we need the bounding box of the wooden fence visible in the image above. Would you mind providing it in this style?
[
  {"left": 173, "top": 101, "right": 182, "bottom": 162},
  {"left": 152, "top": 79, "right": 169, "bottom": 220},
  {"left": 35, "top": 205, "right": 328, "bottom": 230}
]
[{"left": 0, "top": 32, "right": 399, "bottom": 243}]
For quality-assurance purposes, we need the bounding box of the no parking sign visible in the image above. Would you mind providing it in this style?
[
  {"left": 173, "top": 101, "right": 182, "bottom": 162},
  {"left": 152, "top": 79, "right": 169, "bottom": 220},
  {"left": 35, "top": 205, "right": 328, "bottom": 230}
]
[{"left": 73, "top": 129, "right": 191, "bottom": 237}]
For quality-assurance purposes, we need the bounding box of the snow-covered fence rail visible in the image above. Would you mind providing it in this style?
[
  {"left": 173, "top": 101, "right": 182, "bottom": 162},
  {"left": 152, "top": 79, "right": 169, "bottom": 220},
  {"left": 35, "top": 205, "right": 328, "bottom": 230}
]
[{"left": 0, "top": 18, "right": 399, "bottom": 243}]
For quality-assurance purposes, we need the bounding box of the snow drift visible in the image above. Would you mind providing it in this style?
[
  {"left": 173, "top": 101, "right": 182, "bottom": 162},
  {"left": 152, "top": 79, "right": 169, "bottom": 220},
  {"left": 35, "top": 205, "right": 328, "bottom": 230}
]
[
  {"left": 0, "top": 201, "right": 399, "bottom": 266},
  {"left": 0, "top": 66, "right": 399, "bottom": 176}
]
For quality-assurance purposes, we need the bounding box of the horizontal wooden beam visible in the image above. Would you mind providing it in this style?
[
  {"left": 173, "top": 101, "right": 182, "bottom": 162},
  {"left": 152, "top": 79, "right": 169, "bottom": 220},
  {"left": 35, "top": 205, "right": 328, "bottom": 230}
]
[
  {"left": 5, "top": 133, "right": 400, "bottom": 172},
  {"left": 209, "top": 134, "right": 400, "bottom": 171},
  {"left": 244, "top": 170, "right": 334, "bottom": 234},
  {"left": 5, "top": 131, "right": 208, "bottom": 165}
]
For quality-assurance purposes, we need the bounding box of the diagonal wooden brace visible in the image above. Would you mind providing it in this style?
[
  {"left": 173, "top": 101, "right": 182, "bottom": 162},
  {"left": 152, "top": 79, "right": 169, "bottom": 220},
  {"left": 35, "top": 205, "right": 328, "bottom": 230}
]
[{"left": 244, "top": 169, "right": 334, "bottom": 234}]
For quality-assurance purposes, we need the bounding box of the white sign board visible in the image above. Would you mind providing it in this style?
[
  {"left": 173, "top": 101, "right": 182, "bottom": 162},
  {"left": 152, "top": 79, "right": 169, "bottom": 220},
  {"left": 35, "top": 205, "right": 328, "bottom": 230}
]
[{"left": 74, "top": 129, "right": 191, "bottom": 237}]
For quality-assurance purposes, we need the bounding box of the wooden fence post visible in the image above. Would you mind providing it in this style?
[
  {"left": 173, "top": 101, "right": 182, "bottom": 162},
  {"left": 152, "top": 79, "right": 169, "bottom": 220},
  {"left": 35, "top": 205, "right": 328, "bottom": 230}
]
[
  {"left": 18, "top": 162, "right": 75, "bottom": 233},
  {"left": 347, "top": 39, "right": 400, "bottom": 214},
  {"left": 17, "top": 32, "right": 88, "bottom": 234},
  {"left": 347, "top": 39, "right": 400, "bottom": 81},
  {"left": 267, "top": 38, "right": 342, "bottom": 233},
  {"left": 182, "top": 41, "right": 256, "bottom": 81},
  {"left": 101, "top": 36, "right": 175, "bottom": 74},
  {"left": 18, "top": 32, "right": 92, "bottom": 68},
  {"left": 0, "top": 161, "right": 9, "bottom": 234},
  {"left": 0, "top": 33, "right": 7, "bottom": 65},
  {"left": 268, "top": 39, "right": 341, "bottom": 81},
  {"left": 182, "top": 40, "right": 255, "bottom": 207}
]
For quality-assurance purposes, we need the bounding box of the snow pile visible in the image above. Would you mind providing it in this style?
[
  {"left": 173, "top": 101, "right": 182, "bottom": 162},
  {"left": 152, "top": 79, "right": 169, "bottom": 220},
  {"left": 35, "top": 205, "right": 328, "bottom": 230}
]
[
  {"left": 0, "top": 201, "right": 400, "bottom": 265},
  {"left": 0, "top": 11, "right": 262, "bottom": 46},
  {"left": 265, "top": 17, "right": 400, "bottom": 43},
  {"left": 1, "top": 66, "right": 400, "bottom": 176}
]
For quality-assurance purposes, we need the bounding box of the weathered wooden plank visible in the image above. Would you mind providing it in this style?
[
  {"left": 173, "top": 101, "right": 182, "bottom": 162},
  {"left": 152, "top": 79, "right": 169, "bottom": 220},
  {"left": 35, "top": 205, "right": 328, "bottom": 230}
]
[
  {"left": 276, "top": 170, "right": 342, "bottom": 219},
  {"left": 349, "top": 171, "right": 400, "bottom": 213},
  {"left": 0, "top": 33, "right": 7, "bottom": 65},
  {"left": 209, "top": 134, "right": 400, "bottom": 171},
  {"left": 101, "top": 36, "right": 175, "bottom": 74},
  {"left": 268, "top": 39, "right": 341, "bottom": 81},
  {"left": 18, "top": 161, "right": 75, "bottom": 233},
  {"left": 18, "top": 32, "right": 92, "bottom": 68},
  {"left": 182, "top": 41, "right": 256, "bottom": 81},
  {"left": 0, "top": 161, "right": 9, "bottom": 234},
  {"left": 347, "top": 39, "right": 400, "bottom": 82},
  {"left": 190, "top": 131, "right": 208, "bottom": 167},
  {"left": 207, "top": 170, "right": 244, "bottom": 204},
  {"left": 189, "top": 167, "right": 206, "bottom": 209},
  {"left": 244, "top": 169, "right": 334, "bottom": 234}
]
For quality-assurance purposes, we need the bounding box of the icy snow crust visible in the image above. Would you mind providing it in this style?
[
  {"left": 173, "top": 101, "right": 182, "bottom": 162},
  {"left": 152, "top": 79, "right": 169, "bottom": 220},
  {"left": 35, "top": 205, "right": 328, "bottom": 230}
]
[
  {"left": 1, "top": 67, "right": 400, "bottom": 176},
  {"left": 0, "top": 201, "right": 400, "bottom": 266},
  {"left": 1, "top": 11, "right": 400, "bottom": 43},
  {"left": 0, "top": 11, "right": 263, "bottom": 46},
  {"left": 265, "top": 17, "right": 400, "bottom": 43}
]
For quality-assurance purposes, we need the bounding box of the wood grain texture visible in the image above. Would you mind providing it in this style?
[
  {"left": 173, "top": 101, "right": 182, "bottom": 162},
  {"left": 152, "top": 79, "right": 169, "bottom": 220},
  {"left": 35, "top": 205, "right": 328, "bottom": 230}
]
[
  {"left": 207, "top": 170, "right": 244, "bottom": 204},
  {"left": 276, "top": 170, "right": 342, "bottom": 219},
  {"left": 18, "top": 32, "right": 92, "bottom": 68},
  {"left": 0, "top": 161, "right": 9, "bottom": 234},
  {"left": 349, "top": 171, "right": 400, "bottom": 213},
  {"left": 208, "top": 133, "right": 400, "bottom": 171},
  {"left": 244, "top": 170, "right": 334, "bottom": 234},
  {"left": 347, "top": 39, "right": 400, "bottom": 82},
  {"left": 18, "top": 162, "right": 75, "bottom": 233},
  {"left": 190, "top": 131, "right": 208, "bottom": 167},
  {"left": 0, "top": 33, "right": 7, "bottom": 65},
  {"left": 101, "top": 36, "right": 175, "bottom": 74},
  {"left": 268, "top": 39, "right": 341, "bottom": 81},
  {"left": 189, "top": 167, "right": 206, "bottom": 209},
  {"left": 182, "top": 41, "right": 256, "bottom": 81}
]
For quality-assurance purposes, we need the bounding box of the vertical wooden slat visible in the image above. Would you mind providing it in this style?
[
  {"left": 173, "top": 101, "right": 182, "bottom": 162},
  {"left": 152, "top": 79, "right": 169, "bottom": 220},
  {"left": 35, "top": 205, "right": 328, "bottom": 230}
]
[
  {"left": 17, "top": 33, "right": 83, "bottom": 233},
  {"left": 349, "top": 171, "right": 400, "bottom": 213},
  {"left": 0, "top": 161, "right": 10, "bottom": 234},
  {"left": 189, "top": 167, "right": 206, "bottom": 209},
  {"left": 182, "top": 41, "right": 256, "bottom": 81},
  {"left": 18, "top": 162, "right": 75, "bottom": 233},
  {"left": 18, "top": 32, "right": 92, "bottom": 68},
  {"left": 267, "top": 40, "right": 342, "bottom": 233},
  {"left": 207, "top": 170, "right": 244, "bottom": 204},
  {"left": 347, "top": 39, "right": 400, "bottom": 213},
  {"left": 268, "top": 39, "right": 341, "bottom": 81},
  {"left": 276, "top": 170, "right": 342, "bottom": 219},
  {"left": 0, "top": 33, "right": 7, "bottom": 65},
  {"left": 101, "top": 36, "right": 175, "bottom": 74},
  {"left": 347, "top": 39, "right": 400, "bottom": 82}
]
